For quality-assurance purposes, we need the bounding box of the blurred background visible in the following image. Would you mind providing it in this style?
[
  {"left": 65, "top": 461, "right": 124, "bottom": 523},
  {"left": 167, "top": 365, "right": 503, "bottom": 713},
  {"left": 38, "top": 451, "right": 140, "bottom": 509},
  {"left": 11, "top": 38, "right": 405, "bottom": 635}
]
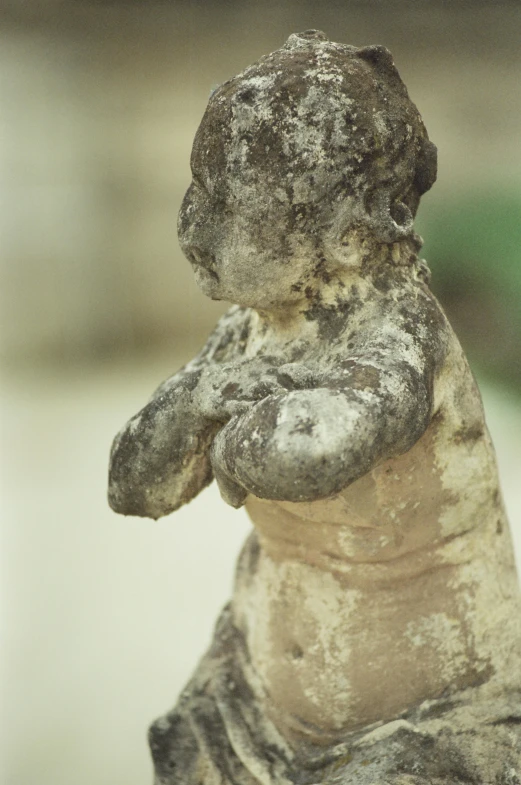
[{"left": 1, "top": 2, "right": 520, "bottom": 783}]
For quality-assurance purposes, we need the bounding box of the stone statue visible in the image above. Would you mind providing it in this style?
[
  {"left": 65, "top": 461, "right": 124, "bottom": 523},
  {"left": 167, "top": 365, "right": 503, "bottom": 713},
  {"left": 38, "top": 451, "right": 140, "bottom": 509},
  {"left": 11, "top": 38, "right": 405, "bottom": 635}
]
[{"left": 108, "top": 31, "right": 521, "bottom": 784}]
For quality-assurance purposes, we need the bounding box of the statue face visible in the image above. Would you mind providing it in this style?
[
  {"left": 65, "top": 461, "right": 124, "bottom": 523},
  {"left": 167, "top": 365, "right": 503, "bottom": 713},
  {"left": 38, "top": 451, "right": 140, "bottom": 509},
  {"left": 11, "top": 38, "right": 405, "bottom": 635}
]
[
  {"left": 177, "top": 100, "right": 317, "bottom": 310},
  {"left": 177, "top": 36, "right": 436, "bottom": 309}
]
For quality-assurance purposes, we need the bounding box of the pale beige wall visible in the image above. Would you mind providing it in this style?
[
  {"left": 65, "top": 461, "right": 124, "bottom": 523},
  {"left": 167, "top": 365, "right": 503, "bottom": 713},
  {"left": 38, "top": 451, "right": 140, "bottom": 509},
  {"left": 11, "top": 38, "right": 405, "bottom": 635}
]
[{"left": 1, "top": 2, "right": 520, "bottom": 363}]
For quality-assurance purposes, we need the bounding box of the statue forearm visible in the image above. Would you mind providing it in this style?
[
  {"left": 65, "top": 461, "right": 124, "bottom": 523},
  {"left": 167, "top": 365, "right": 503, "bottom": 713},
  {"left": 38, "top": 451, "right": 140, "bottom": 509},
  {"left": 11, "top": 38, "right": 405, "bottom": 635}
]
[
  {"left": 108, "top": 372, "right": 218, "bottom": 519},
  {"left": 108, "top": 306, "right": 254, "bottom": 518},
  {"left": 211, "top": 362, "right": 434, "bottom": 504}
]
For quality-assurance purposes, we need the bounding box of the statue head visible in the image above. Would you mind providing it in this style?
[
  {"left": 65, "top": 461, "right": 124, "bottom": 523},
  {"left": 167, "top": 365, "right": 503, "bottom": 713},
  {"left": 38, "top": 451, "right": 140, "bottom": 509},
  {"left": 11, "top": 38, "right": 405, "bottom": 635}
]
[{"left": 178, "top": 30, "right": 437, "bottom": 309}]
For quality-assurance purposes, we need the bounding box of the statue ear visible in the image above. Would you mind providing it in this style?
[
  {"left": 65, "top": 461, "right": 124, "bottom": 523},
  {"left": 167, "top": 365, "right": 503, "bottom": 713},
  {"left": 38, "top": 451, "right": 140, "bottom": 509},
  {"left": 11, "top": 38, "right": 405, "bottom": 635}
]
[
  {"left": 356, "top": 45, "right": 396, "bottom": 75},
  {"left": 414, "top": 139, "right": 438, "bottom": 196},
  {"left": 364, "top": 191, "right": 414, "bottom": 244},
  {"left": 324, "top": 191, "right": 413, "bottom": 258},
  {"left": 361, "top": 137, "right": 437, "bottom": 243}
]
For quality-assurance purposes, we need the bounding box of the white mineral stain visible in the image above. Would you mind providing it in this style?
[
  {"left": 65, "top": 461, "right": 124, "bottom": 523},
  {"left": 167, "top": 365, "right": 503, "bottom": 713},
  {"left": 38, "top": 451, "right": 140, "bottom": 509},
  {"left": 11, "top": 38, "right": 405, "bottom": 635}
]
[{"left": 405, "top": 612, "right": 468, "bottom": 680}]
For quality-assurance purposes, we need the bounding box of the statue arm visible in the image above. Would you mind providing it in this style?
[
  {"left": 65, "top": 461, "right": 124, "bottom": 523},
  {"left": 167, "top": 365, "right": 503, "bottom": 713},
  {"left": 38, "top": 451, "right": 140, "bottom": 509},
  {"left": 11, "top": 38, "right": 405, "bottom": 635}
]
[
  {"left": 210, "top": 338, "right": 442, "bottom": 506},
  {"left": 108, "top": 306, "right": 250, "bottom": 519}
]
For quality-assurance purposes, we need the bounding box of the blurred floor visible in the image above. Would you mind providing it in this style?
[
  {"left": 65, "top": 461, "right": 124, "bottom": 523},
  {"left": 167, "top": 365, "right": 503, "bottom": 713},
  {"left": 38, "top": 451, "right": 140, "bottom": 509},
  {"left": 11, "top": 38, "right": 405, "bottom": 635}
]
[{"left": 1, "top": 356, "right": 520, "bottom": 785}]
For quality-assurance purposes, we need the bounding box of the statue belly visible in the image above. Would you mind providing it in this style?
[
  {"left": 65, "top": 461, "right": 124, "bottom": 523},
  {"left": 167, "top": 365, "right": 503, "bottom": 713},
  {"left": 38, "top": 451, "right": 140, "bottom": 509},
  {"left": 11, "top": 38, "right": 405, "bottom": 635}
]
[{"left": 232, "top": 533, "right": 499, "bottom": 742}]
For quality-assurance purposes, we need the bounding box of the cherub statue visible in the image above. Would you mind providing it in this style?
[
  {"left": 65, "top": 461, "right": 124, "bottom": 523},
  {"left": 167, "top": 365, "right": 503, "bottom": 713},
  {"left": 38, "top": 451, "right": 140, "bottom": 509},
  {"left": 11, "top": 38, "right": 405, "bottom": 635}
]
[{"left": 109, "top": 31, "right": 521, "bottom": 784}]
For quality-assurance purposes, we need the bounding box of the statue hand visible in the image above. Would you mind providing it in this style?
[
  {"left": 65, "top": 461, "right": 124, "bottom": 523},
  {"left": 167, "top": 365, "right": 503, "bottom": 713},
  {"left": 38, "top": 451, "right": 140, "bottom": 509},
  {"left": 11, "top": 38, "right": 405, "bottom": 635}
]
[
  {"left": 193, "top": 358, "right": 315, "bottom": 422},
  {"left": 205, "top": 362, "right": 317, "bottom": 507}
]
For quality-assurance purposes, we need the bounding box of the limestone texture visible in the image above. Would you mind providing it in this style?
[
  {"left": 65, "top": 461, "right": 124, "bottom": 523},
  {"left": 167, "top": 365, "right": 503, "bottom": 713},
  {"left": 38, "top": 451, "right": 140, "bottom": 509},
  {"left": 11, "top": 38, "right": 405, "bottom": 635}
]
[{"left": 109, "top": 30, "right": 521, "bottom": 784}]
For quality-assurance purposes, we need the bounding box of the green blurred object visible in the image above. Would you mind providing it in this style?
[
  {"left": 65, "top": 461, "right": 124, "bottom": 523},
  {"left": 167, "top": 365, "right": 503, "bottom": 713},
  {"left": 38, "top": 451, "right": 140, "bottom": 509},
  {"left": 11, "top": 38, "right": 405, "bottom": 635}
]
[{"left": 418, "top": 187, "right": 521, "bottom": 391}]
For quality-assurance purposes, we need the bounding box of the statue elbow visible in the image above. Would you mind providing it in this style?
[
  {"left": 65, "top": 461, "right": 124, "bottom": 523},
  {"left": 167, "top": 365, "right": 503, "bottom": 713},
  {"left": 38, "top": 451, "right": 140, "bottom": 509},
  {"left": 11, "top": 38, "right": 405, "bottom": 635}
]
[
  {"left": 107, "top": 462, "right": 181, "bottom": 519},
  {"left": 107, "top": 479, "right": 163, "bottom": 520}
]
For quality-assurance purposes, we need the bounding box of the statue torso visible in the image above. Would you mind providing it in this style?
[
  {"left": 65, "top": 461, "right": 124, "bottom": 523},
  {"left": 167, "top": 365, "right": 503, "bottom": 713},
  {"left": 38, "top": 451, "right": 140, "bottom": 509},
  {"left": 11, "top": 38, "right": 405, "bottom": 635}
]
[{"left": 232, "top": 340, "right": 521, "bottom": 743}]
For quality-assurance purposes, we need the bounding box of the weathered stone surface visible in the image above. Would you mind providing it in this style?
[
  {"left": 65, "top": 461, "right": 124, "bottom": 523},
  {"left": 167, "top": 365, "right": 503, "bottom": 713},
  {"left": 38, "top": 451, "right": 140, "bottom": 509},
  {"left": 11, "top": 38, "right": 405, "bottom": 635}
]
[{"left": 109, "top": 30, "right": 521, "bottom": 784}]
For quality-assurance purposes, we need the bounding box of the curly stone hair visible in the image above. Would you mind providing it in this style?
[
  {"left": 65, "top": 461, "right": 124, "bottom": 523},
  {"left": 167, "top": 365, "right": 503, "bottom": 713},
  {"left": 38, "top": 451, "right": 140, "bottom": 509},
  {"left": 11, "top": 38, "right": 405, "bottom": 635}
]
[{"left": 197, "top": 30, "right": 437, "bottom": 245}]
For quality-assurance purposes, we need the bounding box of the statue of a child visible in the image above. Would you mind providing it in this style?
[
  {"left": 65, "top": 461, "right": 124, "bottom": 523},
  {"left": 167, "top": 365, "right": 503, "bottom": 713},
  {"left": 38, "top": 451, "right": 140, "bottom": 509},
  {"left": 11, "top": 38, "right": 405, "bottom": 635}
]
[{"left": 109, "top": 31, "right": 521, "bottom": 784}]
